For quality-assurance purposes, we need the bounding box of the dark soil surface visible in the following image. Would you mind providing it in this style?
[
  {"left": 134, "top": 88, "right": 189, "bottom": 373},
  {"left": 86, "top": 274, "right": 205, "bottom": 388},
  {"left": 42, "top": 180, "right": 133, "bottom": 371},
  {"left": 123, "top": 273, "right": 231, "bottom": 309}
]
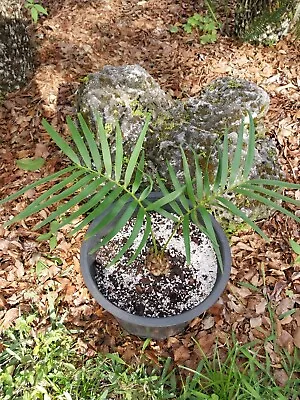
[{"left": 95, "top": 214, "right": 217, "bottom": 317}]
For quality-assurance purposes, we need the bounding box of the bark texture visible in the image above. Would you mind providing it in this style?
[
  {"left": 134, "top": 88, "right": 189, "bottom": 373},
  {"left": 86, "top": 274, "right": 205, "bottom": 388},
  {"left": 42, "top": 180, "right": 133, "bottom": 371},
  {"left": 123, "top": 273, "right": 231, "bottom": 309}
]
[
  {"left": 234, "top": 0, "right": 299, "bottom": 43},
  {"left": 0, "top": 0, "right": 35, "bottom": 93}
]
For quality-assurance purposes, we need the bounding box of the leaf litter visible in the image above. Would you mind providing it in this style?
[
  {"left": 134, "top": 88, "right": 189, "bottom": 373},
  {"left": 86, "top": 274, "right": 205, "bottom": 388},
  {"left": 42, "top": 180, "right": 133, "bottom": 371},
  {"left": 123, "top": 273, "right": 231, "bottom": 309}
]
[{"left": 0, "top": 0, "right": 299, "bottom": 376}]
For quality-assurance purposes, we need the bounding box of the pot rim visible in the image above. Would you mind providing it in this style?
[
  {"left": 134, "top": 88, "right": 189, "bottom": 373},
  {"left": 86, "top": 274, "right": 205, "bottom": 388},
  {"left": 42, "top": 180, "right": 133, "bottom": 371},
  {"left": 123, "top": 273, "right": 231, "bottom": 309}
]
[{"left": 80, "top": 193, "right": 231, "bottom": 328}]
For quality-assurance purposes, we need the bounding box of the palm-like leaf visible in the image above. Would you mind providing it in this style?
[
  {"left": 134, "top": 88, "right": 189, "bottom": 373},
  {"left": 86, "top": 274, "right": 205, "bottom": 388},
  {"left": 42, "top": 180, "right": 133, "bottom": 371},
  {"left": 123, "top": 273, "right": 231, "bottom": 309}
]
[
  {"left": 97, "top": 114, "right": 112, "bottom": 178},
  {"left": 1, "top": 110, "right": 299, "bottom": 272},
  {"left": 176, "top": 109, "right": 299, "bottom": 268},
  {"left": 78, "top": 113, "right": 102, "bottom": 172},
  {"left": 1, "top": 115, "right": 160, "bottom": 264}
]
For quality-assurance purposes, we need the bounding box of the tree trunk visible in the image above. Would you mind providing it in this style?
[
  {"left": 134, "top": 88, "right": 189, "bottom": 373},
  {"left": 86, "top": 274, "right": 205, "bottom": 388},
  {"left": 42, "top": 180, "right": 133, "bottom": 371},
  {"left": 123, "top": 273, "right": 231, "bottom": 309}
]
[
  {"left": 234, "top": 0, "right": 299, "bottom": 43},
  {"left": 0, "top": 0, "right": 35, "bottom": 94}
]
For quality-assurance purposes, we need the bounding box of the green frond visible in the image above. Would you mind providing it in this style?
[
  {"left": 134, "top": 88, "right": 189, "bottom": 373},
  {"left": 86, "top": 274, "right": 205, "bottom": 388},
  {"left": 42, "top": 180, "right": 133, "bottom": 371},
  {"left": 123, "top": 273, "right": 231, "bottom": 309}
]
[
  {"left": 2, "top": 109, "right": 299, "bottom": 274},
  {"left": 42, "top": 119, "right": 80, "bottom": 164},
  {"left": 166, "top": 160, "right": 190, "bottom": 211},
  {"left": 246, "top": 179, "right": 300, "bottom": 189},
  {"left": 235, "top": 188, "right": 300, "bottom": 224},
  {"left": 97, "top": 114, "right": 112, "bottom": 178},
  {"left": 77, "top": 113, "right": 102, "bottom": 172},
  {"left": 34, "top": 174, "right": 94, "bottom": 215},
  {"left": 132, "top": 152, "right": 145, "bottom": 194},
  {"left": 53, "top": 181, "right": 116, "bottom": 232},
  {"left": 66, "top": 116, "right": 91, "bottom": 169},
  {"left": 229, "top": 118, "right": 244, "bottom": 186},
  {"left": 139, "top": 183, "right": 153, "bottom": 202},
  {"left": 235, "top": 0, "right": 295, "bottom": 43},
  {"left": 0, "top": 166, "right": 75, "bottom": 206},
  {"left": 180, "top": 146, "right": 197, "bottom": 206},
  {"left": 216, "top": 196, "right": 268, "bottom": 240},
  {"left": 109, "top": 208, "right": 146, "bottom": 265},
  {"left": 34, "top": 177, "right": 105, "bottom": 230},
  {"left": 243, "top": 111, "right": 255, "bottom": 180},
  {"left": 4, "top": 169, "right": 85, "bottom": 227},
  {"left": 214, "top": 131, "right": 229, "bottom": 192},
  {"left": 124, "top": 114, "right": 151, "bottom": 187},
  {"left": 240, "top": 183, "right": 300, "bottom": 207},
  {"left": 114, "top": 121, "right": 123, "bottom": 182},
  {"left": 197, "top": 205, "right": 222, "bottom": 269},
  {"left": 192, "top": 149, "right": 204, "bottom": 200},
  {"left": 92, "top": 197, "right": 137, "bottom": 252},
  {"left": 71, "top": 187, "right": 123, "bottom": 236},
  {"left": 203, "top": 168, "right": 211, "bottom": 198},
  {"left": 129, "top": 214, "right": 152, "bottom": 264},
  {"left": 156, "top": 174, "right": 183, "bottom": 216},
  {"left": 146, "top": 188, "right": 184, "bottom": 212},
  {"left": 183, "top": 215, "right": 191, "bottom": 265},
  {"left": 87, "top": 193, "right": 132, "bottom": 239}
]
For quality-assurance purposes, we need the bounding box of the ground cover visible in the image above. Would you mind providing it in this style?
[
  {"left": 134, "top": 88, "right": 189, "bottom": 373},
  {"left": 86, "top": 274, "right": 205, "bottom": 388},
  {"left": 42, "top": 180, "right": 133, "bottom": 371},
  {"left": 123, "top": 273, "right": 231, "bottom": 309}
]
[
  {"left": 0, "top": 311, "right": 299, "bottom": 399},
  {"left": 0, "top": 0, "right": 299, "bottom": 395}
]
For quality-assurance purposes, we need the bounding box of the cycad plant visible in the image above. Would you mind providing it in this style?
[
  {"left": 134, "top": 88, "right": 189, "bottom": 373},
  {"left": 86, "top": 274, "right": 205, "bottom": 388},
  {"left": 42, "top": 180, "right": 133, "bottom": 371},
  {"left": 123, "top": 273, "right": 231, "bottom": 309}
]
[{"left": 1, "top": 112, "right": 299, "bottom": 273}]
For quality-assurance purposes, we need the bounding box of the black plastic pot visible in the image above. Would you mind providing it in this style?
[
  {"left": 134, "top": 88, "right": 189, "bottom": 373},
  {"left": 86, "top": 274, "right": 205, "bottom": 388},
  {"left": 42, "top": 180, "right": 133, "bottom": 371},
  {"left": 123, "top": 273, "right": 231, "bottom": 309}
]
[{"left": 80, "top": 193, "right": 231, "bottom": 339}]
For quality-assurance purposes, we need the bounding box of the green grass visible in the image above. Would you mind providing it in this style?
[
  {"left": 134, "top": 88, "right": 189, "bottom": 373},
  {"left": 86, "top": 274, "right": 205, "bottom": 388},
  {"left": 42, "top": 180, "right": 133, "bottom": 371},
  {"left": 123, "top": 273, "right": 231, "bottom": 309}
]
[
  {"left": 0, "top": 314, "right": 299, "bottom": 400},
  {"left": 180, "top": 339, "right": 299, "bottom": 400},
  {"left": 0, "top": 315, "right": 176, "bottom": 400}
]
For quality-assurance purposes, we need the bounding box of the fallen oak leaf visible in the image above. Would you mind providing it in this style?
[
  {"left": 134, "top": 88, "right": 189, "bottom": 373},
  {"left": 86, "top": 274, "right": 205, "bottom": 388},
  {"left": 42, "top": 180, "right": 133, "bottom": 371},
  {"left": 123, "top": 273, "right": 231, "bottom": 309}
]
[
  {"left": 277, "top": 330, "right": 294, "bottom": 353},
  {"left": 173, "top": 345, "right": 190, "bottom": 363},
  {"left": 273, "top": 369, "right": 289, "bottom": 387},
  {"left": 35, "top": 143, "right": 49, "bottom": 159},
  {"left": 250, "top": 316, "right": 262, "bottom": 328},
  {"left": 293, "top": 327, "right": 300, "bottom": 349},
  {"left": 0, "top": 307, "right": 19, "bottom": 330},
  {"left": 255, "top": 298, "right": 268, "bottom": 314}
]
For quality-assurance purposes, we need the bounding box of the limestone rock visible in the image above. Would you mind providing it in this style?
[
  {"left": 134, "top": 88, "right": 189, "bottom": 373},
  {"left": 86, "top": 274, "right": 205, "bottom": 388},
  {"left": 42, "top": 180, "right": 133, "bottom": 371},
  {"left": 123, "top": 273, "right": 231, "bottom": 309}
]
[{"left": 77, "top": 65, "right": 282, "bottom": 223}]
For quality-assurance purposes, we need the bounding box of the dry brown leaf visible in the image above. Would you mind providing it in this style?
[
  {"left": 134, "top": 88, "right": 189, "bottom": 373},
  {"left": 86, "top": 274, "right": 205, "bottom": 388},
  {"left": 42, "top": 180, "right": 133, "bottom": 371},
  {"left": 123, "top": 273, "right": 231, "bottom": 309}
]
[
  {"left": 35, "top": 143, "right": 49, "bottom": 159},
  {"left": 294, "top": 310, "right": 300, "bottom": 326},
  {"left": 250, "top": 317, "right": 262, "bottom": 328},
  {"left": 167, "top": 337, "right": 180, "bottom": 348},
  {"left": 144, "top": 349, "right": 160, "bottom": 365},
  {"left": 280, "top": 315, "right": 293, "bottom": 325},
  {"left": 122, "top": 346, "right": 137, "bottom": 363},
  {"left": 202, "top": 316, "right": 215, "bottom": 330},
  {"left": 270, "top": 282, "right": 287, "bottom": 301},
  {"left": 273, "top": 369, "right": 289, "bottom": 387},
  {"left": 265, "top": 342, "right": 281, "bottom": 365},
  {"left": 0, "top": 307, "right": 19, "bottom": 330},
  {"left": 195, "top": 333, "right": 215, "bottom": 356},
  {"left": 189, "top": 316, "right": 201, "bottom": 328},
  {"left": 15, "top": 260, "right": 24, "bottom": 279},
  {"left": 293, "top": 327, "right": 300, "bottom": 349},
  {"left": 0, "top": 240, "right": 10, "bottom": 251},
  {"left": 251, "top": 328, "right": 267, "bottom": 340},
  {"left": 173, "top": 345, "right": 190, "bottom": 363},
  {"left": 277, "top": 330, "right": 294, "bottom": 353},
  {"left": 276, "top": 298, "right": 295, "bottom": 316},
  {"left": 209, "top": 302, "right": 223, "bottom": 316},
  {"left": 0, "top": 294, "right": 7, "bottom": 309},
  {"left": 255, "top": 299, "right": 268, "bottom": 315}
]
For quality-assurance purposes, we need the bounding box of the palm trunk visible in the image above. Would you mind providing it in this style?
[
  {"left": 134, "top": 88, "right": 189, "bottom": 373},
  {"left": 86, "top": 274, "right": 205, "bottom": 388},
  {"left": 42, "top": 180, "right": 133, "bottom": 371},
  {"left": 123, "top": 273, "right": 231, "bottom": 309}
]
[
  {"left": 0, "top": 0, "right": 35, "bottom": 94},
  {"left": 234, "top": 0, "right": 299, "bottom": 43}
]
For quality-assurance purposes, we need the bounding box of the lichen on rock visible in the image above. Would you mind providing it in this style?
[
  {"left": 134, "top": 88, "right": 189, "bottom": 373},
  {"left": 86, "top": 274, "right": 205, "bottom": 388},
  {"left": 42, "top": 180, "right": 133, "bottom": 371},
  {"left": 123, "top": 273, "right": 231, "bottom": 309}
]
[{"left": 77, "top": 64, "right": 283, "bottom": 224}]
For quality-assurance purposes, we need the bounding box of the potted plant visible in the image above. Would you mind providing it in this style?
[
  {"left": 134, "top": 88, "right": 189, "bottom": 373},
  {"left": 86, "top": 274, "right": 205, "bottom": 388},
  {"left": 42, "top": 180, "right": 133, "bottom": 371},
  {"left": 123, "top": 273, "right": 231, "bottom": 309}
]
[{"left": 1, "top": 112, "right": 299, "bottom": 339}]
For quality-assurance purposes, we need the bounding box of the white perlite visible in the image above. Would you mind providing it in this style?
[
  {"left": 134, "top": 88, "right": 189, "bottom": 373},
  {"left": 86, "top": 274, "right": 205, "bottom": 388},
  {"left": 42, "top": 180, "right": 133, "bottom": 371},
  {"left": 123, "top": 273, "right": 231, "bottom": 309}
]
[{"left": 95, "top": 213, "right": 218, "bottom": 317}]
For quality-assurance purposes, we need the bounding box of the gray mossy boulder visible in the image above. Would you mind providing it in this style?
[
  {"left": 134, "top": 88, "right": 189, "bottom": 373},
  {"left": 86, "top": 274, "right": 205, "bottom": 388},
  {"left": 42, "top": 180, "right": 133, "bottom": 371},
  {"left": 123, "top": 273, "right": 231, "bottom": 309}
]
[{"left": 77, "top": 65, "right": 282, "bottom": 224}]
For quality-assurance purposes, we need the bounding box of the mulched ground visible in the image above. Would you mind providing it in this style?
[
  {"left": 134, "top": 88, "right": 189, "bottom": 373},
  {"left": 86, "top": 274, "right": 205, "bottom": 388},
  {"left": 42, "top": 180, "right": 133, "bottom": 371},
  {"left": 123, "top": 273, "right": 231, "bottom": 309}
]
[{"left": 0, "top": 0, "right": 299, "bottom": 378}]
